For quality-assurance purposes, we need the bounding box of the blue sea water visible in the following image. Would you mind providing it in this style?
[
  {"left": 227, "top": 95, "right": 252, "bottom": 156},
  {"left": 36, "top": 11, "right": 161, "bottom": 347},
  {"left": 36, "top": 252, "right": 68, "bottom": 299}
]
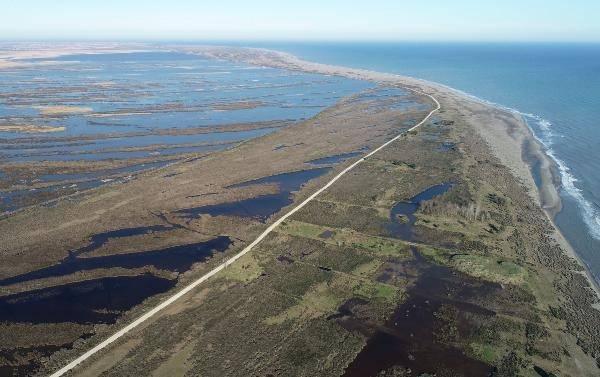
[
  {"left": 245, "top": 42, "right": 600, "bottom": 284},
  {"left": 2, "top": 43, "right": 599, "bottom": 285}
]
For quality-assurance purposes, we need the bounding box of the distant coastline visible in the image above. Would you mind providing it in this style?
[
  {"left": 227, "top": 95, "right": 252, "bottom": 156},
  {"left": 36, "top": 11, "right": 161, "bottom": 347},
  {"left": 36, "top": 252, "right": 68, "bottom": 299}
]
[
  {"left": 185, "top": 44, "right": 600, "bottom": 297},
  {"left": 0, "top": 42, "right": 597, "bottom": 296},
  {"left": 1, "top": 43, "right": 598, "bottom": 376}
]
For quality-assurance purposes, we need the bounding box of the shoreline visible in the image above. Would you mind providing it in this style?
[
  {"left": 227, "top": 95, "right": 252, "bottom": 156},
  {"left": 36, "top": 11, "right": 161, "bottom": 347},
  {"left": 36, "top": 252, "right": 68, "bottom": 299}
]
[
  {"left": 183, "top": 45, "right": 600, "bottom": 299},
  {"left": 1, "top": 42, "right": 597, "bottom": 297},
  {"left": 1, "top": 44, "right": 598, "bottom": 375}
]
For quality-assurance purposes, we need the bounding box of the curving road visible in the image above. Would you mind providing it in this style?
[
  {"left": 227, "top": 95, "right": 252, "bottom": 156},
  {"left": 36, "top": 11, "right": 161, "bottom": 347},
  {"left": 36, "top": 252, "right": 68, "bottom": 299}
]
[{"left": 49, "top": 89, "right": 440, "bottom": 377}]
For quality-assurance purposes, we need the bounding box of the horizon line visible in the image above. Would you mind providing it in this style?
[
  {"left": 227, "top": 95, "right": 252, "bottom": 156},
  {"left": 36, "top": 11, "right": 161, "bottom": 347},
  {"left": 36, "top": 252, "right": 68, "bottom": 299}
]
[{"left": 1, "top": 38, "right": 600, "bottom": 45}]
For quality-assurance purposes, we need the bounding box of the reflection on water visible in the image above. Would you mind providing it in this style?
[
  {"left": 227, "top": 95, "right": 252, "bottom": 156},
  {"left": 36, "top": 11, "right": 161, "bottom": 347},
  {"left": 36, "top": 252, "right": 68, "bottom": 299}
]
[
  {"left": 0, "top": 230, "right": 232, "bottom": 375},
  {"left": 0, "top": 236, "right": 232, "bottom": 287},
  {"left": 306, "top": 151, "right": 363, "bottom": 166},
  {"left": 177, "top": 168, "right": 331, "bottom": 221},
  {"left": 340, "top": 247, "right": 495, "bottom": 377},
  {"left": 0, "top": 52, "right": 372, "bottom": 163},
  {"left": 68, "top": 224, "right": 175, "bottom": 256},
  {"left": 0, "top": 274, "right": 176, "bottom": 324},
  {"left": 0, "top": 51, "right": 372, "bottom": 213},
  {"left": 388, "top": 183, "right": 453, "bottom": 241},
  {"left": 0, "top": 160, "right": 176, "bottom": 213}
]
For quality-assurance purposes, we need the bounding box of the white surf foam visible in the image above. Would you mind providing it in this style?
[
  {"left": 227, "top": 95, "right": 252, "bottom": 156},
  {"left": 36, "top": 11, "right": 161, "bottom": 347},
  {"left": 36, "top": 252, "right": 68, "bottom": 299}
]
[
  {"left": 438, "top": 85, "right": 600, "bottom": 240},
  {"left": 520, "top": 115, "right": 600, "bottom": 240}
]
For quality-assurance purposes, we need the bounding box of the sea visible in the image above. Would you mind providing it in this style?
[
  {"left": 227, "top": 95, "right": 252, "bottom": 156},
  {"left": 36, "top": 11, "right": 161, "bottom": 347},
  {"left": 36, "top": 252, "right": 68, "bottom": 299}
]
[
  {"left": 240, "top": 41, "right": 600, "bottom": 285},
  {"left": 2, "top": 42, "right": 599, "bottom": 285}
]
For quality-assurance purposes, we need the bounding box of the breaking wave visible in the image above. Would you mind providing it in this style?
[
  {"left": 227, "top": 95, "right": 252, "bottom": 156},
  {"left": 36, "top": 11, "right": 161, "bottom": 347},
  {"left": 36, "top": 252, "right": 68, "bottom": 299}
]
[
  {"left": 521, "top": 115, "right": 600, "bottom": 241},
  {"left": 435, "top": 83, "right": 600, "bottom": 240}
]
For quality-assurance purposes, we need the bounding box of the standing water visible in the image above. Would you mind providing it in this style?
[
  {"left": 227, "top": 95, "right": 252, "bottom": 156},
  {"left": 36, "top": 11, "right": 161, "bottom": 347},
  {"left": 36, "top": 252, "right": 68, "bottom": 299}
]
[{"left": 247, "top": 42, "right": 600, "bottom": 285}]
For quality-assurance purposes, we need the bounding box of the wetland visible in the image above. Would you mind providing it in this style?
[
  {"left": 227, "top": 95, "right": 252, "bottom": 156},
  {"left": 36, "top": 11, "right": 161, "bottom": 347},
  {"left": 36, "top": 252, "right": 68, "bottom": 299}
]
[{"left": 0, "top": 44, "right": 598, "bottom": 377}]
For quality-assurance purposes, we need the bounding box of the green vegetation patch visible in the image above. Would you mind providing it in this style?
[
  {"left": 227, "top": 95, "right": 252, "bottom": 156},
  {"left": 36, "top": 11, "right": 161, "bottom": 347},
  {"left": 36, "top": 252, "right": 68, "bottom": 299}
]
[
  {"left": 352, "top": 279, "right": 398, "bottom": 302},
  {"left": 275, "top": 318, "right": 364, "bottom": 375},
  {"left": 265, "top": 281, "right": 343, "bottom": 325},
  {"left": 291, "top": 199, "right": 390, "bottom": 236},
  {"left": 415, "top": 213, "right": 490, "bottom": 238},
  {"left": 264, "top": 260, "right": 333, "bottom": 298},
  {"left": 309, "top": 244, "right": 374, "bottom": 274},
  {"left": 278, "top": 220, "right": 411, "bottom": 257},
  {"left": 220, "top": 252, "right": 263, "bottom": 283},
  {"left": 452, "top": 255, "right": 527, "bottom": 285},
  {"left": 464, "top": 316, "right": 535, "bottom": 370},
  {"left": 265, "top": 270, "right": 398, "bottom": 325},
  {"left": 420, "top": 247, "right": 527, "bottom": 285},
  {"left": 352, "top": 259, "right": 385, "bottom": 278},
  {"left": 470, "top": 342, "right": 502, "bottom": 364}
]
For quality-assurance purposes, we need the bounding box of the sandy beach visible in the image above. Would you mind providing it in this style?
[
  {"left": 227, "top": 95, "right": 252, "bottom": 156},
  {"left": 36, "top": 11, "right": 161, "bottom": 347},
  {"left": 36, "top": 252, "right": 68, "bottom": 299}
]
[
  {"left": 1, "top": 44, "right": 598, "bottom": 376},
  {"left": 188, "top": 46, "right": 559, "bottom": 207},
  {"left": 0, "top": 42, "right": 150, "bottom": 70},
  {"left": 183, "top": 45, "right": 600, "bottom": 293},
  {"left": 1, "top": 2, "right": 598, "bottom": 375}
]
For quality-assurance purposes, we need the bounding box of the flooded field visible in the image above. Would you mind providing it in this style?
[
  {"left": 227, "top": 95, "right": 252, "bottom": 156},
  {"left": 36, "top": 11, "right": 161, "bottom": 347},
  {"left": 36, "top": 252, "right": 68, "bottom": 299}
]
[
  {"left": 1, "top": 44, "right": 597, "bottom": 377},
  {"left": 341, "top": 247, "right": 496, "bottom": 377},
  {"left": 0, "top": 274, "right": 177, "bottom": 325},
  {"left": 0, "top": 51, "right": 371, "bottom": 212},
  {"left": 177, "top": 167, "right": 331, "bottom": 221},
  {"left": 0, "top": 50, "right": 381, "bottom": 375},
  {"left": 306, "top": 151, "right": 363, "bottom": 166},
  {"left": 388, "top": 183, "right": 453, "bottom": 241},
  {"left": 0, "top": 236, "right": 232, "bottom": 287},
  {"left": 0, "top": 230, "right": 233, "bottom": 375}
]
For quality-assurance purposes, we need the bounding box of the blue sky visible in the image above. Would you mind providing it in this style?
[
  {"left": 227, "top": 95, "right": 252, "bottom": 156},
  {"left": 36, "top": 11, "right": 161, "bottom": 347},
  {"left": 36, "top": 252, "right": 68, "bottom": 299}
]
[{"left": 2, "top": 0, "right": 599, "bottom": 42}]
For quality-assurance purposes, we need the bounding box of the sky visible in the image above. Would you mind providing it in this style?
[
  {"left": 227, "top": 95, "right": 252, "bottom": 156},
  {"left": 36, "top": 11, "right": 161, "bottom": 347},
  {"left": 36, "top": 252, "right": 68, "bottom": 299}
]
[{"left": 2, "top": 0, "right": 599, "bottom": 42}]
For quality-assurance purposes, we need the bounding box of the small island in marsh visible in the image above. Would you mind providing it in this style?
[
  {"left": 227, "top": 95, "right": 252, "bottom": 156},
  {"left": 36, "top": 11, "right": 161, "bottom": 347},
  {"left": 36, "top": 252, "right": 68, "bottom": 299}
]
[{"left": 0, "top": 43, "right": 598, "bottom": 377}]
